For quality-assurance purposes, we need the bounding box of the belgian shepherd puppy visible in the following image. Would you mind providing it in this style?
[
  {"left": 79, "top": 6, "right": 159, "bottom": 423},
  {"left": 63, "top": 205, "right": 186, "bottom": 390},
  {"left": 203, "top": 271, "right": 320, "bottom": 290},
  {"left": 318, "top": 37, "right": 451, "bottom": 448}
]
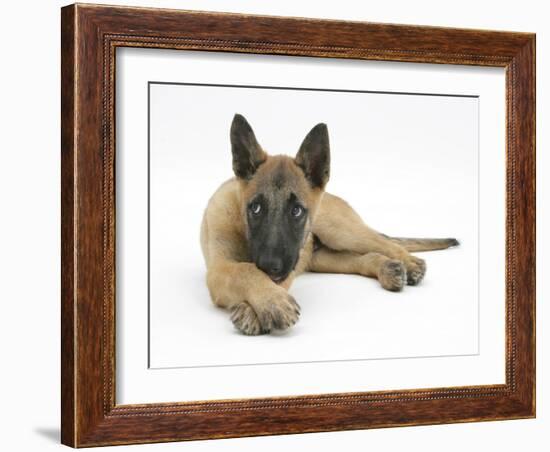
[{"left": 200, "top": 114, "right": 458, "bottom": 335}]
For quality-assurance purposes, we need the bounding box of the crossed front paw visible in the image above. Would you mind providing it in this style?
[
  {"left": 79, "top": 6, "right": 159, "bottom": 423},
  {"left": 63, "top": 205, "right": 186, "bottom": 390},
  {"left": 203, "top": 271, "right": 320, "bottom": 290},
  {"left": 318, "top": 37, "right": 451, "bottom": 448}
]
[{"left": 230, "top": 290, "right": 300, "bottom": 335}]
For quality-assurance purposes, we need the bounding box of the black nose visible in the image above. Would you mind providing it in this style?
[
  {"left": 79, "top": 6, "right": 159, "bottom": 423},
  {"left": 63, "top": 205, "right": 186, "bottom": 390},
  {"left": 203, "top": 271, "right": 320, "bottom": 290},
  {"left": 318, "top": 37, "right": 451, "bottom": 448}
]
[{"left": 257, "top": 255, "right": 284, "bottom": 278}]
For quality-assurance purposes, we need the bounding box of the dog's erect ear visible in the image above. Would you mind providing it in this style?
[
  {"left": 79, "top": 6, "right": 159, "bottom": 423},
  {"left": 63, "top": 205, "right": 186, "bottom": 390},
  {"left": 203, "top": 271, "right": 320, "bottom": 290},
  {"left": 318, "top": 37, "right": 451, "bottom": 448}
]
[
  {"left": 295, "top": 123, "right": 330, "bottom": 189},
  {"left": 230, "top": 114, "right": 267, "bottom": 180}
]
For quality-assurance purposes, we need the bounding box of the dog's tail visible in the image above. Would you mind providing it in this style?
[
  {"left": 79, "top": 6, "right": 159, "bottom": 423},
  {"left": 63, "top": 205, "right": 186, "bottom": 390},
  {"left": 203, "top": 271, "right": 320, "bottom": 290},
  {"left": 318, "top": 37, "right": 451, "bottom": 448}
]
[{"left": 384, "top": 235, "right": 460, "bottom": 252}]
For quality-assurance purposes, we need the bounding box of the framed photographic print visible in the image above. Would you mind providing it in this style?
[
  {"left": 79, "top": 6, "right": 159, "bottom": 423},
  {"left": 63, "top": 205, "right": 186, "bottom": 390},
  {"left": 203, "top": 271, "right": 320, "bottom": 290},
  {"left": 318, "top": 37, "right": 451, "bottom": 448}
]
[{"left": 61, "top": 3, "right": 536, "bottom": 447}]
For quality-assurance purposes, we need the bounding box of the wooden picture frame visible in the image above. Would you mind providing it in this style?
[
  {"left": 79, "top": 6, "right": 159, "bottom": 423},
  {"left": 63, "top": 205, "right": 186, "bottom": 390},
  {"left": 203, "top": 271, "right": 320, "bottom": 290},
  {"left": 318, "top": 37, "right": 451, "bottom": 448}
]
[{"left": 61, "top": 3, "right": 535, "bottom": 447}]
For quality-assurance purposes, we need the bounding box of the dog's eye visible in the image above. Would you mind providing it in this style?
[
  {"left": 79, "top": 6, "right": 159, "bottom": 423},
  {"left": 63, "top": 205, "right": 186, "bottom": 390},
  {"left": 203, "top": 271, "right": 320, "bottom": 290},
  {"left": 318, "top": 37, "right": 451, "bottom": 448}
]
[
  {"left": 249, "top": 202, "right": 262, "bottom": 215},
  {"left": 291, "top": 205, "right": 304, "bottom": 218}
]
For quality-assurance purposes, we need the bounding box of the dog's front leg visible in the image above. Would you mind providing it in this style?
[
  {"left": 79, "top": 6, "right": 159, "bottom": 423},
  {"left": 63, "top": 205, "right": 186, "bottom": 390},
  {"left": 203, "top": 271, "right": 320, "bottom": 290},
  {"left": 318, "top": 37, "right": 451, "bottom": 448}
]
[{"left": 206, "top": 259, "right": 300, "bottom": 335}]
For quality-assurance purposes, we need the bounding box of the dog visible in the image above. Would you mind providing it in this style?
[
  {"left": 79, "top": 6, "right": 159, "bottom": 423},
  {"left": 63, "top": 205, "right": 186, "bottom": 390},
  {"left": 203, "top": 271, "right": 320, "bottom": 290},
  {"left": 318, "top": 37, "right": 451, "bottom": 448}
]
[{"left": 200, "top": 114, "right": 459, "bottom": 335}]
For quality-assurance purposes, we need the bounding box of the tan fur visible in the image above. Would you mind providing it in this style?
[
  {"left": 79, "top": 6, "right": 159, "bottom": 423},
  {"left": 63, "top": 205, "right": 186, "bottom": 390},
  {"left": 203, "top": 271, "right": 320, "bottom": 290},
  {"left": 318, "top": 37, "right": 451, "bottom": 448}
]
[{"left": 201, "top": 152, "right": 456, "bottom": 335}]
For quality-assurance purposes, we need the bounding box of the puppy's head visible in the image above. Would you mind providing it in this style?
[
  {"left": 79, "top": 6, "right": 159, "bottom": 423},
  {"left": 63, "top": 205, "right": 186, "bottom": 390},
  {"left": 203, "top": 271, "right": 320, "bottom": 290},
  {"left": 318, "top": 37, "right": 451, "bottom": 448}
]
[{"left": 230, "top": 113, "right": 330, "bottom": 283}]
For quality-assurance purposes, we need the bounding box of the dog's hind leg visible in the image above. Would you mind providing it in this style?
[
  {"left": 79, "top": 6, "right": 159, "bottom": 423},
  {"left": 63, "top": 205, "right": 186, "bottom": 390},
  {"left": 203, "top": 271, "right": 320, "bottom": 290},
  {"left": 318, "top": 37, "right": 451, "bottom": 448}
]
[
  {"left": 313, "top": 193, "right": 426, "bottom": 285},
  {"left": 309, "top": 247, "right": 407, "bottom": 291}
]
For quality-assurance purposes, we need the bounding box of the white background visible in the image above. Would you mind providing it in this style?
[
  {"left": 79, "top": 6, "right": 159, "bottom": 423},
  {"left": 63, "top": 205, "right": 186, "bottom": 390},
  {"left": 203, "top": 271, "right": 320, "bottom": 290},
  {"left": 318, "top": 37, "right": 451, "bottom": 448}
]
[
  {"left": 0, "top": 0, "right": 546, "bottom": 451},
  {"left": 117, "top": 49, "right": 506, "bottom": 404}
]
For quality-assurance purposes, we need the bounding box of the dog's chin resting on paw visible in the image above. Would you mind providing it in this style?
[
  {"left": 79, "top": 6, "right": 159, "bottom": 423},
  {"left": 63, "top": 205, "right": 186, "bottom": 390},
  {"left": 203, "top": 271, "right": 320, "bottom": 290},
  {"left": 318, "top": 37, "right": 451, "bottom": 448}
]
[{"left": 200, "top": 113, "right": 459, "bottom": 336}]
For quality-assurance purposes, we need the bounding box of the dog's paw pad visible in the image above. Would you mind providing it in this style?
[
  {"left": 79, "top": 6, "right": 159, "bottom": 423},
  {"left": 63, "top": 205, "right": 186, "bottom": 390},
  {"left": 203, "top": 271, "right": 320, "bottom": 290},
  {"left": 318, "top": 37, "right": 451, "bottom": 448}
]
[
  {"left": 405, "top": 256, "right": 426, "bottom": 286},
  {"left": 230, "top": 302, "right": 267, "bottom": 335},
  {"left": 379, "top": 260, "right": 407, "bottom": 292}
]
